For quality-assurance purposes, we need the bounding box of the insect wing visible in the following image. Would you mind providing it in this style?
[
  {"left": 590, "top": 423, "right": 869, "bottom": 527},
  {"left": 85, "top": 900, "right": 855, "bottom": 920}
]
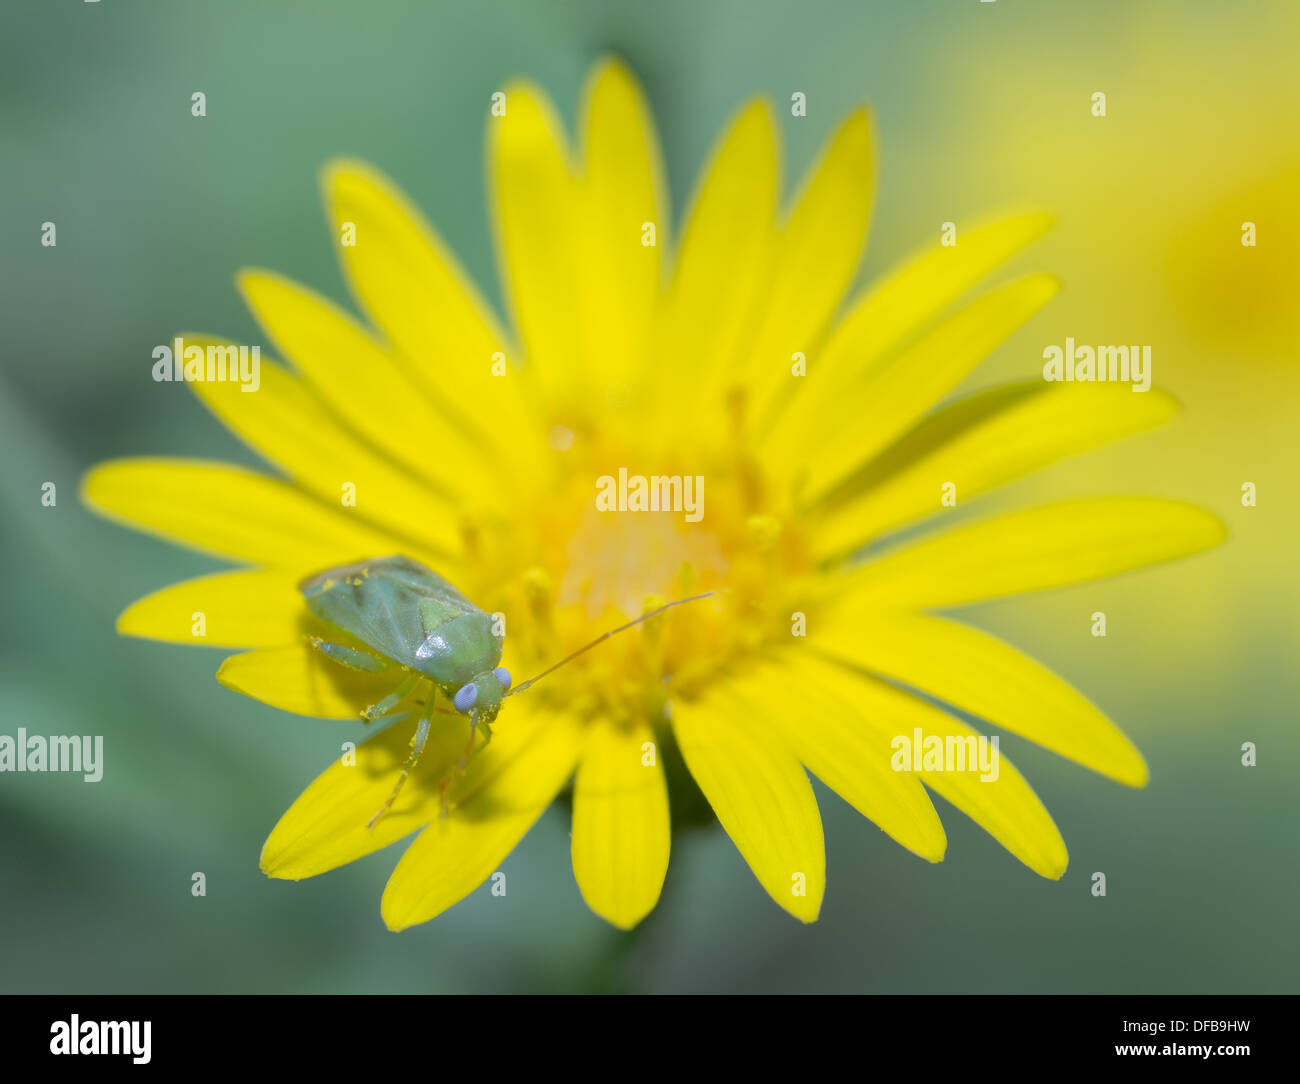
[{"left": 300, "top": 555, "right": 482, "bottom": 669}]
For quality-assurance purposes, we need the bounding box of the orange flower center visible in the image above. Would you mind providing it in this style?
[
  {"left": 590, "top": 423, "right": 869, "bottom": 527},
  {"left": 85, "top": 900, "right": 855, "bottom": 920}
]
[{"left": 458, "top": 420, "right": 816, "bottom": 727}]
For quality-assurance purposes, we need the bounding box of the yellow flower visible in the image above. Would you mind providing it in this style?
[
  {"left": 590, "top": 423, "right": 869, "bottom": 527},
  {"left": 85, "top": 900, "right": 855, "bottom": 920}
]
[{"left": 82, "top": 59, "right": 1224, "bottom": 931}]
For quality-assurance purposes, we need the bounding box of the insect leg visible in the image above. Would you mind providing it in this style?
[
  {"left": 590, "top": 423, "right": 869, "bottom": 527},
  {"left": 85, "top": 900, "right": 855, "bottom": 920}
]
[
  {"left": 361, "top": 672, "right": 421, "bottom": 722},
  {"left": 438, "top": 711, "right": 493, "bottom": 818},
  {"left": 368, "top": 699, "right": 435, "bottom": 829},
  {"left": 363, "top": 709, "right": 412, "bottom": 728},
  {"left": 307, "top": 636, "right": 394, "bottom": 673},
  {"left": 462, "top": 709, "right": 479, "bottom": 768}
]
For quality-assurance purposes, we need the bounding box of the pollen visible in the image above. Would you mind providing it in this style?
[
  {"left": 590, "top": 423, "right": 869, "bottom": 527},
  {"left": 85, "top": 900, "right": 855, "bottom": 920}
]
[{"left": 468, "top": 435, "right": 816, "bottom": 724}]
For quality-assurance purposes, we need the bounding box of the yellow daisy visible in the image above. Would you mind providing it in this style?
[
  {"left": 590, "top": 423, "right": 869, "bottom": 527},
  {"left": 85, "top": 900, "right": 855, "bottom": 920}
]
[{"left": 82, "top": 58, "right": 1225, "bottom": 931}]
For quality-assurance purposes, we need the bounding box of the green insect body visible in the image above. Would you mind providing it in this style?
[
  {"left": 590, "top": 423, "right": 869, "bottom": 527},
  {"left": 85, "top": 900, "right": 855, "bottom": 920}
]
[
  {"left": 300, "top": 554, "right": 713, "bottom": 828},
  {"left": 300, "top": 555, "right": 513, "bottom": 827},
  {"left": 301, "top": 555, "right": 511, "bottom": 723}
]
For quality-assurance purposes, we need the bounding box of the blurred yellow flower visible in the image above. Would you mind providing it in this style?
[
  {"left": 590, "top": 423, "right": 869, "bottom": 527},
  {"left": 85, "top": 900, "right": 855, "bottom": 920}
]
[{"left": 82, "top": 59, "right": 1224, "bottom": 930}]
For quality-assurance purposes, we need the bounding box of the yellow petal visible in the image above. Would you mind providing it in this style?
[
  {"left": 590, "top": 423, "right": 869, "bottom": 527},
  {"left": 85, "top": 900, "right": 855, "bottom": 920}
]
[
  {"left": 646, "top": 99, "right": 777, "bottom": 452},
  {"left": 812, "top": 382, "right": 1179, "bottom": 557},
  {"left": 576, "top": 58, "right": 664, "bottom": 388},
  {"left": 323, "top": 161, "right": 541, "bottom": 467},
  {"left": 571, "top": 720, "right": 669, "bottom": 929},
  {"left": 919, "top": 729, "right": 1067, "bottom": 880},
  {"left": 487, "top": 81, "right": 584, "bottom": 403},
  {"left": 182, "top": 336, "right": 461, "bottom": 554},
  {"left": 723, "top": 656, "right": 946, "bottom": 861},
  {"left": 261, "top": 708, "right": 476, "bottom": 879},
  {"left": 380, "top": 709, "right": 583, "bottom": 930},
  {"left": 836, "top": 209, "right": 1053, "bottom": 376},
  {"left": 117, "top": 568, "right": 304, "bottom": 648},
  {"left": 81, "top": 458, "right": 403, "bottom": 568},
  {"left": 218, "top": 644, "right": 394, "bottom": 718},
  {"left": 765, "top": 210, "right": 1051, "bottom": 446},
  {"left": 236, "top": 271, "right": 530, "bottom": 504},
  {"left": 811, "top": 612, "right": 1148, "bottom": 786},
  {"left": 745, "top": 108, "right": 876, "bottom": 432},
  {"left": 672, "top": 692, "right": 824, "bottom": 922},
  {"left": 766, "top": 274, "right": 1060, "bottom": 501},
  {"left": 839, "top": 497, "right": 1227, "bottom": 607},
  {"left": 808, "top": 664, "right": 1067, "bottom": 878},
  {"left": 762, "top": 209, "right": 1051, "bottom": 460}
]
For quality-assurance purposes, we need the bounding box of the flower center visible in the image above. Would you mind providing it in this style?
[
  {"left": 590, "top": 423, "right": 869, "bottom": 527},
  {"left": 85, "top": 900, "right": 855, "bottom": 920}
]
[{"left": 461, "top": 428, "right": 816, "bottom": 727}]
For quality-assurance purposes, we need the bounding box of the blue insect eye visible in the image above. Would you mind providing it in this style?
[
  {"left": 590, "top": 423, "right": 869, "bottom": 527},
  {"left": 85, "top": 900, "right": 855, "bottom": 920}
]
[
  {"left": 494, "top": 667, "right": 512, "bottom": 691},
  {"left": 453, "top": 683, "right": 478, "bottom": 713}
]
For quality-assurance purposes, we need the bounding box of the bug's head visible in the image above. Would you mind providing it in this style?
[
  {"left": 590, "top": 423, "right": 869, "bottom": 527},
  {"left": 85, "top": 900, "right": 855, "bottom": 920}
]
[{"left": 451, "top": 666, "right": 512, "bottom": 723}]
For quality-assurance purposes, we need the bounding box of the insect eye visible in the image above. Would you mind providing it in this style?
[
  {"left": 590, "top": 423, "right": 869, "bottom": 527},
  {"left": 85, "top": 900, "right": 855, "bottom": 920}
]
[
  {"left": 493, "top": 667, "right": 512, "bottom": 691},
  {"left": 453, "top": 683, "right": 478, "bottom": 713}
]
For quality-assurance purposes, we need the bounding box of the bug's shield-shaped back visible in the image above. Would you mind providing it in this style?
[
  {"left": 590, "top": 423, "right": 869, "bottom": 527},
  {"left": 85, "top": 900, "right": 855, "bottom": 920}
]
[{"left": 300, "top": 555, "right": 502, "bottom": 685}]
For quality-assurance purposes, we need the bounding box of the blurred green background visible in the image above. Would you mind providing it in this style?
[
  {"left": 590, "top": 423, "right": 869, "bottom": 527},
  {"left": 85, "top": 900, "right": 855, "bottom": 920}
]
[{"left": 2, "top": 0, "right": 1296, "bottom": 992}]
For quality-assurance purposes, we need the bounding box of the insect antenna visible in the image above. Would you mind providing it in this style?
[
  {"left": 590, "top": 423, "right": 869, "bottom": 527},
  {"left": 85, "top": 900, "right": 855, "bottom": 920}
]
[{"left": 506, "top": 591, "right": 716, "bottom": 698}]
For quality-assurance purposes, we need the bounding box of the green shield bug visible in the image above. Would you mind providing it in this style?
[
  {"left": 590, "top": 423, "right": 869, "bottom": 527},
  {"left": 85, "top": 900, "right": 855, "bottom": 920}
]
[{"left": 300, "top": 554, "right": 712, "bottom": 827}]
